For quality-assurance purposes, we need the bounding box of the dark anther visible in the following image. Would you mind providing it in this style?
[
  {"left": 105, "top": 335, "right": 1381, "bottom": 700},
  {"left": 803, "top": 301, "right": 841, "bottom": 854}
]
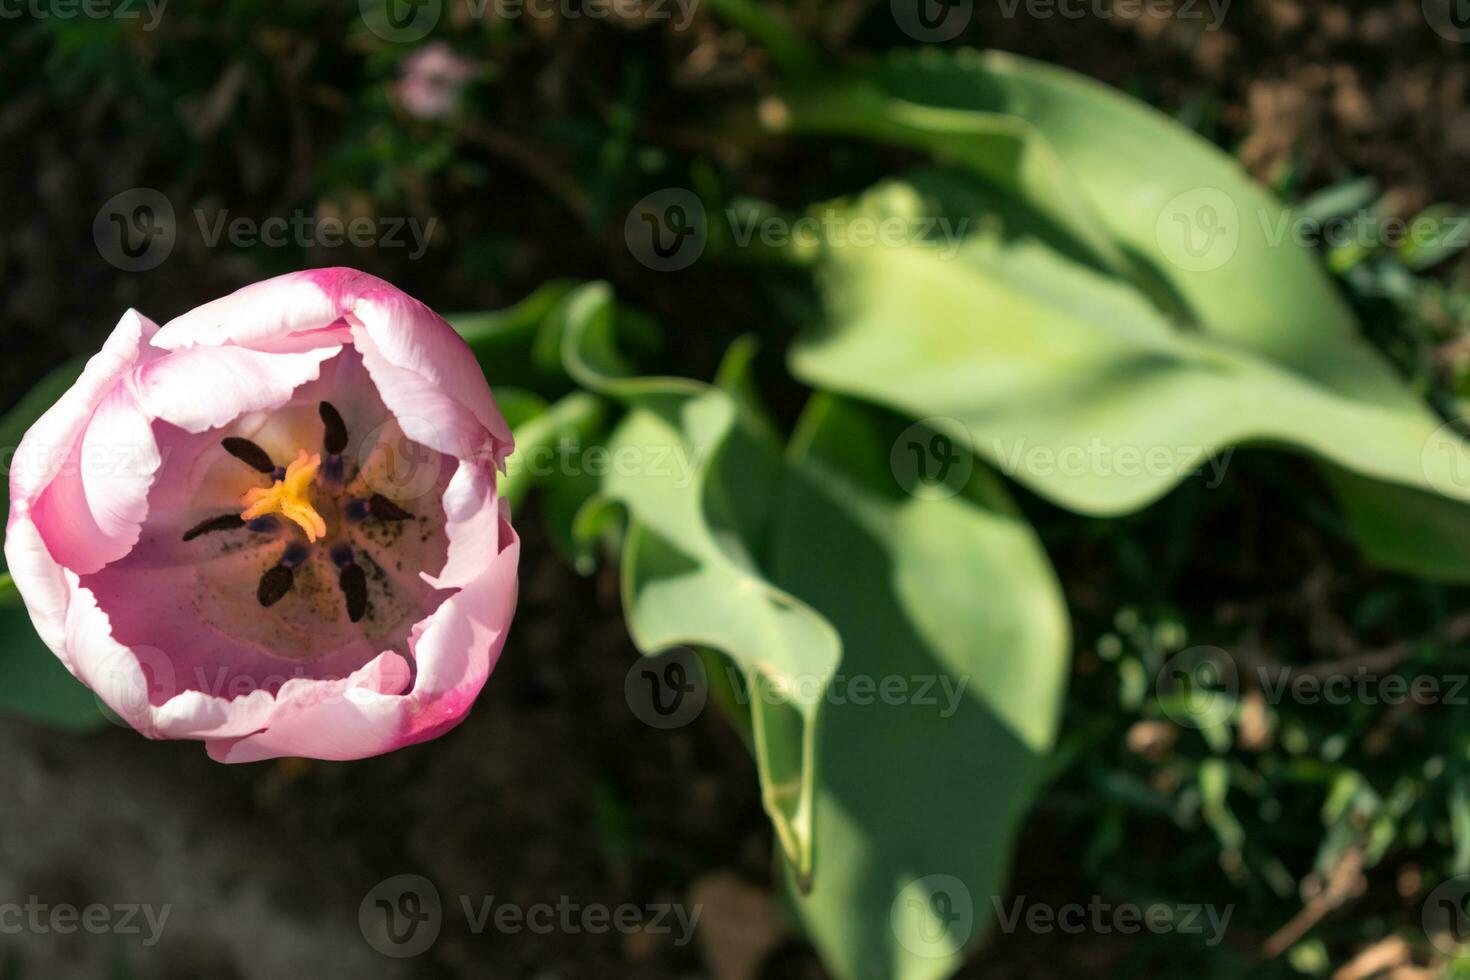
[
  {"left": 368, "top": 494, "right": 413, "bottom": 521},
  {"left": 319, "top": 401, "right": 348, "bottom": 455},
  {"left": 345, "top": 499, "right": 370, "bottom": 523},
  {"left": 339, "top": 563, "right": 368, "bottom": 623},
  {"left": 257, "top": 564, "right": 294, "bottom": 607},
  {"left": 181, "top": 514, "right": 246, "bottom": 542},
  {"left": 281, "top": 542, "right": 311, "bottom": 569},
  {"left": 246, "top": 516, "right": 280, "bottom": 533},
  {"left": 329, "top": 543, "right": 355, "bottom": 568},
  {"left": 222, "top": 437, "right": 276, "bottom": 474}
]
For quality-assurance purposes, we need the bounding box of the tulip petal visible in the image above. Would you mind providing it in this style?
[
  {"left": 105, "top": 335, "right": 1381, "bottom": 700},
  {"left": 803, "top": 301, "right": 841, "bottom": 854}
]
[{"left": 133, "top": 345, "right": 340, "bottom": 433}]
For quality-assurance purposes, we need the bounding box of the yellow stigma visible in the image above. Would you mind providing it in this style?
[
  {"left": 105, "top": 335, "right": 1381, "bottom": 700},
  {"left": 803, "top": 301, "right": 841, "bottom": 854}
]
[{"left": 240, "top": 449, "right": 327, "bottom": 542}]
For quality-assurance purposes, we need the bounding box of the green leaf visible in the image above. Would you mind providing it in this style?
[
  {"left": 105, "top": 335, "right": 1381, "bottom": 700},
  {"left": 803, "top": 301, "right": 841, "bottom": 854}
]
[
  {"left": 777, "top": 49, "right": 1470, "bottom": 577},
  {"left": 779, "top": 48, "right": 1357, "bottom": 359},
  {"left": 448, "top": 280, "right": 580, "bottom": 397},
  {"left": 0, "top": 356, "right": 106, "bottom": 731},
  {"left": 560, "top": 282, "right": 1069, "bottom": 976},
  {"left": 561, "top": 283, "right": 840, "bottom": 884},
  {"left": 793, "top": 181, "right": 1470, "bottom": 520},
  {"left": 771, "top": 395, "right": 1068, "bottom": 980}
]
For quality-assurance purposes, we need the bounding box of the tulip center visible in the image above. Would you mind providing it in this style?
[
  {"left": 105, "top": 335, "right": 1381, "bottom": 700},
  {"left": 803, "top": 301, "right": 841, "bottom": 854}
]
[{"left": 239, "top": 449, "right": 328, "bottom": 542}]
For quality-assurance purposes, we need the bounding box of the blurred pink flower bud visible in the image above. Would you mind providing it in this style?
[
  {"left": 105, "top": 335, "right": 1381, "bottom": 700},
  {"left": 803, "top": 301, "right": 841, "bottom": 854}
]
[
  {"left": 396, "top": 42, "right": 477, "bottom": 120},
  {"left": 5, "top": 268, "right": 519, "bottom": 762}
]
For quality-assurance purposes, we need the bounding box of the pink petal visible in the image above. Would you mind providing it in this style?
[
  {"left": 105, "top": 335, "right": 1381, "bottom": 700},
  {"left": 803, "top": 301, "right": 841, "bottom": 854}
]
[
  {"left": 150, "top": 272, "right": 342, "bottom": 351},
  {"left": 133, "top": 345, "right": 340, "bottom": 433}
]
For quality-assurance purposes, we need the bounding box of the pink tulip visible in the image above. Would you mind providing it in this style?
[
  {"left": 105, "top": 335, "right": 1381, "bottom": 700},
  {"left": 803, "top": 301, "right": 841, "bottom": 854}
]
[{"left": 5, "top": 268, "right": 519, "bottom": 762}]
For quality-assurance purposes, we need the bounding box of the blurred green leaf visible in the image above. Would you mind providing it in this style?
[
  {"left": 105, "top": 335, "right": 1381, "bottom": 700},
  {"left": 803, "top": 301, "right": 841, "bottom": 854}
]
[
  {"left": 561, "top": 282, "right": 840, "bottom": 884},
  {"left": 772, "top": 394, "right": 1069, "bottom": 980},
  {"left": 792, "top": 179, "right": 1470, "bottom": 520},
  {"left": 779, "top": 49, "right": 1470, "bottom": 579}
]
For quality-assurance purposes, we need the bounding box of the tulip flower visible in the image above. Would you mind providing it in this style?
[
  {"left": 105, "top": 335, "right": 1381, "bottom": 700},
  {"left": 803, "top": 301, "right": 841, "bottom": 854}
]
[{"left": 4, "top": 268, "right": 519, "bottom": 762}]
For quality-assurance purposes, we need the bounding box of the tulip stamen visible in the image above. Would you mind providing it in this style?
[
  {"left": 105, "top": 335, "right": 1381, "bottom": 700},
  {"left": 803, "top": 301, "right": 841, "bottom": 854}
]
[
  {"left": 319, "top": 401, "right": 348, "bottom": 483},
  {"left": 181, "top": 513, "right": 247, "bottom": 542},
  {"left": 222, "top": 437, "right": 278, "bottom": 475},
  {"left": 239, "top": 449, "right": 328, "bottom": 542},
  {"left": 331, "top": 544, "right": 368, "bottom": 623},
  {"left": 257, "top": 564, "right": 294, "bottom": 607},
  {"left": 368, "top": 494, "right": 413, "bottom": 521}
]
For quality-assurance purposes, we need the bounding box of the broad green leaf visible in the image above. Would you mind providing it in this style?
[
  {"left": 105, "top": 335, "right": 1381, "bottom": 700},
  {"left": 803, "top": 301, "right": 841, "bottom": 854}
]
[
  {"left": 448, "top": 280, "right": 579, "bottom": 395},
  {"left": 0, "top": 602, "right": 106, "bottom": 732},
  {"left": 499, "top": 391, "right": 608, "bottom": 510},
  {"left": 0, "top": 356, "right": 106, "bottom": 730},
  {"left": 778, "top": 48, "right": 1360, "bottom": 364},
  {"left": 780, "top": 49, "right": 1470, "bottom": 579},
  {"left": 771, "top": 395, "right": 1068, "bottom": 980},
  {"left": 560, "top": 283, "right": 840, "bottom": 883},
  {"left": 791, "top": 180, "right": 1470, "bottom": 522}
]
